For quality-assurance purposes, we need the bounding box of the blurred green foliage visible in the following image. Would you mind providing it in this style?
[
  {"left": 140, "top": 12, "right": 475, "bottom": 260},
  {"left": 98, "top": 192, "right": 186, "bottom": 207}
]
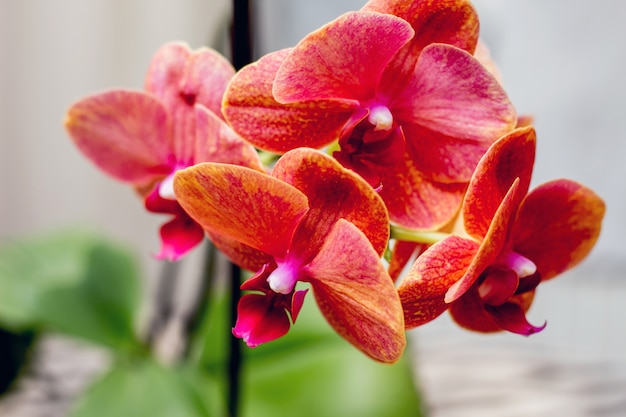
[{"left": 0, "top": 230, "right": 423, "bottom": 416}]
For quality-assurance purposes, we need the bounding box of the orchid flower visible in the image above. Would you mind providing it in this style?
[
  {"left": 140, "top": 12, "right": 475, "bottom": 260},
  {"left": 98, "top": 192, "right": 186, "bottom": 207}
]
[
  {"left": 397, "top": 126, "right": 605, "bottom": 335},
  {"left": 223, "top": 7, "right": 516, "bottom": 230},
  {"left": 173, "top": 148, "right": 405, "bottom": 363},
  {"left": 65, "top": 42, "right": 262, "bottom": 260}
]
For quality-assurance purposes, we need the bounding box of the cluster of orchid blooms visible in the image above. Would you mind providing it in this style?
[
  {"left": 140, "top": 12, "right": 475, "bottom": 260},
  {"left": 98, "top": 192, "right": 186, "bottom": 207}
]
[{"left": 65, "top": 0, "right": 605, "bottom": 364}]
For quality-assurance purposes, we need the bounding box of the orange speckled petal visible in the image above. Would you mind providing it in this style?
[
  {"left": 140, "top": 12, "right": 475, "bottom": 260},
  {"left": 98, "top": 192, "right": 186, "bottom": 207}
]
[
  {"left": 445, "top": 179, "right": 521, "bottom": 303},
  {"left": 378, "top": 152, "right": 466, "bottom": 229},
  {"left": 398, "top": 235, "right": 477, "bottom": 328},
  {"left": 223, "top": 49, "right": 357, "bottom": 153},
  {"left": 274, "top": 11, "right": 414, "bottom": 103},
  {"left": 395, "top": 44, "right": 516, "bottom": 145},
  {"left": 463, "top": 126, "right": 536, "bottom": 240},
  {"left": 174, "top": 163, "right": 309, "bottom": 258},
  {"left": 304, "top": 219, "right": 405, "bottom": 363},
  {"left": 65, "top": 90, "right": 172, "bottom": 186},
  {"left": 513, "top": 179, "right": 605, "bottom": 281},
  {"left": 362, "top": 0, "right": 479, "bottom": 53},
  {"left": 273, "top": 148, "right": 389, "bottom": 258},
  {"left": 364, "top": 0, "right": 479, "bottom": 91}
]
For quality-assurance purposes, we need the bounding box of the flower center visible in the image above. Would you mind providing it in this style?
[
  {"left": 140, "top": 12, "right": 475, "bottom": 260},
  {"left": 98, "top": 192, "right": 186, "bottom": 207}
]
[
  {"left": 266, "top": 261, "right": 299, "bottom": 295},
  {"left": 368, "top": 105, "right": 393, "bottom": 131}
]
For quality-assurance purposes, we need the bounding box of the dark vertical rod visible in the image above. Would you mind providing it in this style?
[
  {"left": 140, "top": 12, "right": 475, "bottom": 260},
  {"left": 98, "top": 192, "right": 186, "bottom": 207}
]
[
  {"left": 231, "top": 0, "right": 253, "bottom": 70},
  {"left": 229, "top": 1, "right": 252, "bottom": 416}
]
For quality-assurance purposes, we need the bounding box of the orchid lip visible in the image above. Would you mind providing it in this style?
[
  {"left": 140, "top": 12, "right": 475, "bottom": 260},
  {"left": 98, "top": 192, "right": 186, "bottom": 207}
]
[
  {"left": 368, "top": 105, "right": 393, "bottom": 131},
  {"left": 498, "top": 250, "right": 537, "bottom": 278},
  {"left": 267, "top": 261, "right": 299, "bottom": 294}
]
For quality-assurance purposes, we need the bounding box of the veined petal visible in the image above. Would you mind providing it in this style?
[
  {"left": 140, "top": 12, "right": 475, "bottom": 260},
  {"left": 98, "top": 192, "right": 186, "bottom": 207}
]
[
  {"left": 398, "top": 235, "right": 477, "bottom": 328},
  {"left": 273, "top": 11, "right": 414, "bottom": 103},
  {"left": 272, "top": 148, "right": 389, "bottom": 258},
  {"left": 145, "top": 42, "right": 235, "bottom": 164},
  {"left": 378, "top": 152, "right": 466, "bottom": 229},
  {"left": 512, "top": 179, "right": 605, "bottom": 281},
  {"left": 394, "top": 43, "right": 516, "bottom": 144},
  {"left": 174, "top": 163, "right": 309, "bottom": 258},
  {"left": 362, "top": 0, "right": 479, "bottom": 53},
  {"left": 463, "top": 127, "right": 536, "bottom": 239},
  {"left": 145, "top": 42, "right": 234, "bottom": 118},
  {"left": 207, "top": 231, "right": 273, "bottom": 273},
  {"left": 65, "top": 90, "right": 172, "bottom": 186},
  {"left": 194, "top": 105, "right": 263, "bottom": 170},
  {"left": 445, "top": 179, "right": 522, "bottom": 303},
  {"left": 223, "top": 49, "right": 357, "bottom": 153},
  {"left": 365, "top": 0, "right": 479, "bottom": 94},
  {"left": 402, "top": 123, "right": 494, "bottom": 184},
  {"left": 304, "top": 219, "right": 405, "bottom": 363}
]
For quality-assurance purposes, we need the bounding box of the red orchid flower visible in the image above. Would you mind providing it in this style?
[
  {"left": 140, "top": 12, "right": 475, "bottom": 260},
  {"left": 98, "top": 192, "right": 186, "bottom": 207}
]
[
  {"left": 173, "top": 148, "right": 405, "bottom": 363},
  {"left": 65, "top": 42, "right": 262, "bottom": 260},
  {"left": 397, "top": 126, "right": 605, "bottom": 335},
  {"left": 223, "top": 6, "right": 516, "bottom": 230}
]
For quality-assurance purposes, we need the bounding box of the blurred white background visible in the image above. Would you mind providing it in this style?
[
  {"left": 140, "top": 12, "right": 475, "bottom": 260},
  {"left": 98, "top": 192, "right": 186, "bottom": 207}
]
[{"left": 1, "top": 1, "right": 625, "bottom": 416}]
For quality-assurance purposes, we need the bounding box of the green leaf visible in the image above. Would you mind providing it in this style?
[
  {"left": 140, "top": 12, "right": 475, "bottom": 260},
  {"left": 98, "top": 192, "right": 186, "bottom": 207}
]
[
  {"left": 70, "top": 358, "right": 225, "bottom": 417},
  {"left": 0, "top": 230, "right": 96, "bottom": 328},
  {"left": 0, "top": 230, "right": 143, "bottom": 351}
]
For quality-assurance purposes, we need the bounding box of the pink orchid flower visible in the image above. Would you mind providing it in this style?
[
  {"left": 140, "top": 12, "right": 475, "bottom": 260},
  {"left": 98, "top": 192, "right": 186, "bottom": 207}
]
[
  {"left": 223, "top": 7, "right": 516, "bottom": 230},
  {"left": 173, "top": 148, "right": 405, "bottom": 363},
  {"left": 397, "top": 127, "right": 605, "bottom": 335},
  {"left": 65, "top": 42, "right": 262, "bottom": 260}
]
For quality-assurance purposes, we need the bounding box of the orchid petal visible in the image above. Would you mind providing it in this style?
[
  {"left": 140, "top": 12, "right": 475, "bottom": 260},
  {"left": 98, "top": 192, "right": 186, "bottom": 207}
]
[
  {"left": 394, "top": 43, "right": 516, "bottom": 146},
  {"left": 398, "top": 235, "right": 477, "bottom": 328},
  {"left": 145, "top": 42, "right": 234, "bottom": 118},
  {"left": 174, "top": 163, "right": 309, "bottom": 258},
  {"left": 445, "top": 179, "right": 522, "bottom": 303},
  {"left": 365, "top": 0, "right": 479, "bottom": 95},
  {"left": 144, "top": 42, "right": 235, "bottom": 164},
  {"left": 207, "top": 231, "right": 273, "bottom": 273},
  {"left": 223, "top": 49, "right": 357, "bottom": 153},
  {"left": 273, "top": 11, "right": 414, "bottom": 103},
  {"left": 362, "top": 0, "right": 479, "bottom": 53},
  {"left": 194, "top": 105, "right": 262, "bottom": 170},
  {"left": 378, "top": 153, "right": 466, "bottom": 229},
  {"left": 512, "top": 179, "right": 605, "bottom": 281},
  {"left": 304, "top": 219, "right": 405, "bottom": 363},
  {"left": 65, "top": 90, "right": 172, "bottom": 186},
  {"left": 273, "top": 148, "right": 389, "bottom": 258},
  {"left": 463, "top": 127, "right": 536, "bottom": 239},
  {"left": 402, "top": 123, "right": 495, "bottom": 184},
  {"left": 233, "top": 293, "right": 292, "bottom": 348}
]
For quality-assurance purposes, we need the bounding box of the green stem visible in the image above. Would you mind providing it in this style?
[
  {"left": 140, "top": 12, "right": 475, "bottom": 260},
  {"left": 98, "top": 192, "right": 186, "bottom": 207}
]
[{"left": 389, "top": 225, "right": 450, "bottom": 245}]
